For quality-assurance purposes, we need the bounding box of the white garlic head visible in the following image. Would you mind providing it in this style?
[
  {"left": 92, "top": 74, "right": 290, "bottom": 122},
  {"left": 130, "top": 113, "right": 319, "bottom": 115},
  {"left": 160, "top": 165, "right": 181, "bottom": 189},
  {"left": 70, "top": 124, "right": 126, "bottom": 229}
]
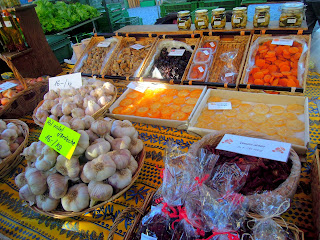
[
  {"left": 90, "top": 119, "right": 112, "bottom": 136},
  {"left": 73, "top": 130, "right": 89, "bottom": 156},
  {"left": 106, "top": 149, "right": 131, "bottom": 170},
  {"left": 83, "top": 154, "right": 116, "bottom": 181},
  {"left": 88, "top": 181, "right": 113, "bottom": 207},
  {"left": 111, "top": 120, "right": 137, "bottom": 138},
  {"left": 44, "top": 90, "right": 58, "bottom": 100},
  {"left": 71, "top": 108, "right": 85, "bottom": 119},
  {"left": 70, "top": 118, "right": 85, "bottom": 131},
  {"left": 59, "top": 115, "right": 72, "bottom": 125},
  {"left": 85, "top": 139, "right": 111, "bottom": 161},
  {"left": 1, "top": 128, "right": 18, "bottom": 144},
  {"left": 61, "top": 183, "right": 89, "bottom": 212},
  {"left": 108, "top": 168, "right": 132, "bottom": 190},
  {"left": 35, "top": 109, "right": 49, "bottom": 123},
  {"left": 62, "top": 102, "right": 77, "bottom": 115},
  {"left": 15, "top": 172, "right": 27, "bottom": 189},
  {"left": 129, "top": 138, "right": 144, "bottom": 155},
  {"left": 127, "top": 156, "right": 138, "bottom": 175},
  {"left": 34, "top": 145, "right": 58, "bottom": 171},
  {"left": 19, "top": 184, "right": 36, "bottom": 206},
  {"left": 55, "top": 155, "right": 80, "bottom": 179},
  {"left": 82, "top": 116, "right": 95, "bottom": 129},
  {"left": 0, "top": 139, "right": 11, "bottom": 158},
  {"left": 51, "top": 103, "right": 63, "bottom": 117},
  {"left": 105, "top": 135, "right": 131, "bottom": 151},
  {"left": 47, "top": 173, "right": 69, "bottom": 199},
  {"left": 25, "top": 169, "right": 47, "bottom": 195},
  {"left": 36, "top": 194, "right": 60, "bottom": 211},
  {"left": 41, "top": 100, "right": 55, "bottom": 111}
]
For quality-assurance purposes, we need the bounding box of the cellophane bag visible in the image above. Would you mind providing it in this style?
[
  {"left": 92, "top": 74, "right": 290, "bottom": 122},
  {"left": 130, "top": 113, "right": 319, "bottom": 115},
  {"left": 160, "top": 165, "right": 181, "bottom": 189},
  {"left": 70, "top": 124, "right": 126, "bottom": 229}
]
[
  {"left": 219, "top": 50, "right": 238, "bottom": 84},
  {"left": 249, "top": 193, "right": 290, "bottom": 240}
]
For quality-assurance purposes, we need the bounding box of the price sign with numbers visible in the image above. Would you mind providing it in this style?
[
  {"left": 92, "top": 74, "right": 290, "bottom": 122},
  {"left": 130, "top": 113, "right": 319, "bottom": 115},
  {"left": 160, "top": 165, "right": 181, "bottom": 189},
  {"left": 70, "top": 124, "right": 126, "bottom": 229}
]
[
  {"left": 39, "top": 118, "right": 81, "bottom": 159},
  {"left": 49, "top": 72, "right": 82, "bottom": 91}
]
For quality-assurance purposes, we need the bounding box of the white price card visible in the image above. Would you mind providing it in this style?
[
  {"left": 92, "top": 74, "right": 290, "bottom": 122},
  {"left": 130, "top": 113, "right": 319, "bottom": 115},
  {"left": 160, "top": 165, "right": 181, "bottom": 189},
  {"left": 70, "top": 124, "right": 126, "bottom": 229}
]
[
  {"left": 214, "top": 21, "right": 221, "bottom": 26},
  {"left": 257, "top": 18, "right": 265, "bottom": 23},
  {"left": 130, "top": 44, "right": 145, "bottom": 50},
  {"left": 225, "top": 73, "right": 234, "bottom": 77},
  {"left": 271, "top": 38, "right": 294, "bottom": 46},
  {"left": 4, "top": 21, "right": 12, "bottom": 28},
  {"left": 287, "top": 18, "right": 296, "bottom": 24},
  {"left": 216, "top": 134, "right": 291, "bottom": 162},
  {"left": 203, "top": 50, "right": 210, "bottom": 55},
  {"left": 97, "top": 41, "right": 111, "bottom": 48},
  {"left": 168, "top": 49, "right": 185, "bottom": 56},
  {"left": 198, "top": 21, "right": 205, "bottom": 26},
  {"left": 127, "top": 82, "right": 148, "bottom": 93},
  {"left": 233, "top": 18, "right": 241, "bottom": 23},
  {"left": 198, "top": 66, "right": 205, "bottom": 72},
  {"left": 209, "top": 42, "right": 216, "bottom": 47},
  {"left": 0, "top": 82, "right": 18, "bottom": 93},
  {"left": 49, "top": 72, "right": 82, "bottom": 91},
  {"left": 141, "top": 233, "right": 157, "bottom": 240},
  {"left": 208, "top": 102, "right": 232, "bottom": 110},
  {"left": 178, "top": 22, "right": 185, "bottom": 27}
]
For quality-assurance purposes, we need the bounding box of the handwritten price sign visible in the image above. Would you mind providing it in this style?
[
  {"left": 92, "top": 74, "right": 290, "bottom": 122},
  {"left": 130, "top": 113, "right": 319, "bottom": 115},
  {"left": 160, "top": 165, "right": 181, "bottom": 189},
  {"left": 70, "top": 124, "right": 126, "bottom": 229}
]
[
  {"left": 0, "top": 82, "right": 18, "bottom": 93},
  {"left": 39, "top": 118, "right": 81, "bottom": 159},
  {"left": 49, "top": 72, "right": 82, "bottom": 91}
]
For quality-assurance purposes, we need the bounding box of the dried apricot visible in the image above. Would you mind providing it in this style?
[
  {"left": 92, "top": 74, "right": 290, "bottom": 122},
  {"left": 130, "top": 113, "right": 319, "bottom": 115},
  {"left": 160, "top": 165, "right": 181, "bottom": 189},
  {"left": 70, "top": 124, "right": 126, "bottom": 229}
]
[
  {"left": 186, "top": 98, "right": 198, "bottom": 105},
  {"left": 178, "top": 89, "right": 190, "bottom": 98},
  {"left": 181, "top": 105, "right": 194, "bottom": 114},
  {"left": 190, "top": 89, "right": 202, "bottom": 98},
  {"left": 113, "top": 106, "right": 124, "bottom": 114},
  {"left": 120, "top": 98, "right": 133, "bottom": 107},
  {"left": 171, "top": 111, "right": 188, "bottom": 121}
]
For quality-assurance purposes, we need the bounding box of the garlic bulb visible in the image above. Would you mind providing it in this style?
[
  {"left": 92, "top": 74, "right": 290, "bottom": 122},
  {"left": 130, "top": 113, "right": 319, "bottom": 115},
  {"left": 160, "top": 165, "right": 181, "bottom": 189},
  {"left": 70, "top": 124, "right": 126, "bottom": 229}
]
[
  {"left": 22, "top": 141, "right": 45, "bottom": 162},
  {"left": 82, "top": 116, "right": 94, "bottom": 129},
  {"left": 129, "top": 138, "right": 144, "bottom": 155},
  {"left": 127, "top": 156, "right": 138, "bottom": 175},
  {"left": 7, "top": 122, "right": 22, "bottom": 136},
  {"left": 83, "top": 154, "right": 116, "bottom": 181},
  {"left": 103, "top": 82, "right": 115, "bottom": 95},
  {"left": 35, "top": 145, "right": 58, "bottom": 171},
  {"left": 85, "top": 130, "right": 99, "bottom": 143},
  {"left": 61, "top": 183, "right": 89, "bottom": 212},
  {"left": 85, "top": 100, "right": 100, "bottom": 116},
  {"left": 71, "top": 108, "right": 85, "bottom": 118},
  {"left": 36, "top": 194, "right": 60, "bottom": 211},
  {"left": 88, "top": 181, "right": 113, "bottom": 207},
  {"left": 60, "top": 122, "right": 71, "bottom": 128},
  {"left": 55, "top": 155, "right": 80, "bottom": 179},
  {"left": 105, "top": 134, "right": 131, "bottom": 150},
  {"left": 44, "top": 90, "right": 58, "bottom": 100},
  {"left": 1, "top": 128, "right": 18, "bottom": 143},
  {"left": 42, "top": 100, "right": 55, "bottom": 111},
  {"left": 60, "top": 88, "right": 77, "bottom": 97},
  {"left": 85, "top": 139, "right": 111, "bottom": 161},
  {"left": 111, "top": 120, "right": 137, "bottom": 138},
  {"left": 10, "top": 142, "right": 19, "bottom": 152},
  {"left": 106, "top": 149, "right": 131, "bottom": 170},
  {"left": 73, "top": 130, "right": 89, "bottom": 156},
  {"left": 47, "top": 173, "right": 69, "bottom": 199},
  {"left": 59, "top": 115, "right": 72, "bottom": 124},
  {"left": 91, "top": 88, "right": 105, "bottom": 99},
  {"left": 0, "top": 139, "right": 11, "bottom": 158},
  {"left": 62, "top": 102, "right": 77, "bottom": 115},
  {"left": 108, "top": 169, "right": 132, "bottom": 189},
  {"left": 92, "top": 80, "right": 104, "bottom": 88},
  {"left": 79, "top": 86, "right": 93, "bottom": 97},
  {"left": 19, "top": 185, "right": 36, "bottom": 206},
  {"left": 15, "top": 136, "right": 24, "bottom": 145},
  {"left": 25, "top": 169, "right": 47, "bottom": 195},
  {"left": 97, "top": 95, "right": 112, "bottom": 107},
  {"left": 80, "top": 166, "right": 90, "bottom": 183},
  {"left": 73, "top": 94, "right": 84, "bottom": 107},
  {"left": 51, "top": 104, "right": 63, "bottom": 117},
  {"left": 83, "top": 95, "right": 96, "bottom": 108},
  {"left": 35, "top": 109, "right": 49, "bottom": 123},
  {"left": 15, "top": 172, "right": 27, "bottom": 189},
  {"left": 0, "top": 119, "right": 6, "bottom": 133},
  {"left": 90, "top": 119, "right": 112, "bottom": 136},
  {"left": 48, "top": 115, "right": 59, "bottom": 122},
  {"left": 70, "top": 118, "right": 85, "bottom": 131}
]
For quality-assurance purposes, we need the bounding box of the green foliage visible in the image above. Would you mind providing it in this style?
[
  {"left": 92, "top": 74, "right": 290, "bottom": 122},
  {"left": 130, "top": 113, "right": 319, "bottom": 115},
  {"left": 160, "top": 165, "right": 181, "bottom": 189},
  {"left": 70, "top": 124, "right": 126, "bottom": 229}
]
[{"left": 35, "top": 0, "right": 100, "bottom": 33}]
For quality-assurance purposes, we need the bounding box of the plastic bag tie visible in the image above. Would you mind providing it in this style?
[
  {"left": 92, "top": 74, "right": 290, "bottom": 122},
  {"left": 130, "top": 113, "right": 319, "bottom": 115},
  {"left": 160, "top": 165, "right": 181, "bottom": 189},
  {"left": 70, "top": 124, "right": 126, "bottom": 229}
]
[
  {"left": 247, "top": 199, "right": 290, "bottom": 231},
  {"left": 156, "top": 165, "right": 164, "bottom": 179},
  {"left": 194, "top": 174, "right": 210, "bottom": 186},
  {"left": 197, "top": 230, "right": 240, "bottom": 240},
  {"left": 161, "top": 203, "right": 191, "bottom": 230},
  {"left": 196, "top": 228, "right": 205, "bottom": 237}
]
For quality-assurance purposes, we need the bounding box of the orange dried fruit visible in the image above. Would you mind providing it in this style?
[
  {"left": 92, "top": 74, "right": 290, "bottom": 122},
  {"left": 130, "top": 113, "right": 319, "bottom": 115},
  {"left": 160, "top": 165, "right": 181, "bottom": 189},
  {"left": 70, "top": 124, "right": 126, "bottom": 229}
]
[
  {"left": 160, "top": 95, "right": 174, "bottom": 104},
  {"left": 278, "top": 127, "right": 295, "bottom": 138},
  {"left": 121, "top": 105, "right": 136, "bottom": 115},
  {"left": 186, "top": 98, "right": 198, "bottom": 105},
  {"left": 190, "top": 89, "right": 203, "bottom": 98},
  {"left": 254, "top": 79, "right": 264, "bottom": 85},
  {"left": 286, "top": 137, "right": 304, "bottom": 146},
  {"left": 214, "top": 113, "right": 227, "bottom": 122},
  {"left": 283, "top": 112, "right": 298, "bottom": 121},
  {"left": 113, "top": 106, "right": 124, "bottom": 114},
  {"left": 178, "top": 89, "right": 190, "bottom": 98},
  {"left": 287, "top": 119, "right": 304, "bottom": 131},
  {"left": 120, "top": 98, "right": 133, "bottom": 107},
  {"left": 161, "top": 108, "right": 172, "bottom": 119},
  {"left": 252, "top": 114, "right": 267, "bottom": 123},
  {"left": 253, "top": 71, "right": 264, "bottom": 79},
  {"left": 287, "top": 104, "right": 304, "bottom": 114},
  {"left": 166, "top": 89, "right": 178, "bottom": 96},
  {"left": 173, "top": 97, "right": 186, "bottom": 105},
  {"left": 228, "top": 118, "right": 242, "bottom": 129},
  {"left": 208, "top": 96, "right": 222, "bottom": 102},
  {"left": 243, "top": 122, "right": 259, "bottom": 131},
  {"left": 223, "top": 109, "right": 238, "bottom": 117},
  {"left": 260, "top": 123, "right": 277, "bottom": 135},
  {"left": 253, "top": 103, "right": 269, "bottom": 115},
  {"left": 146, "top": 109, "right": 161, "bottom": 118},
  {"left": 237, "top": 112, "right": 250, "bottom": 121},
  {"left": 168, "top": 104, "right": 181, "bottom": 112},
  {"left": 229, "top": 99, "right": 242, "bottom": 108},
  {"left": 126, "top": 91, "right": 142, "bottom": 99},
  {"left": 239, "top": 103, "right": 252, "bottom": 113},
  {"left": 270, "top": 105, "right": 285, "bottom": 115},
  {"left": 171, "top": 111, "right": 188, "bottom": 120},
  {"left": 151, "top": 102, "right": 163, "bottom": 110},
  {"left": 136, "top": 107, "right": 149, "bottom": 117},
  {"left": 181, "top": 105, "right": 194, "bottom": 114},
  {"left": 267, "top": 115, "right": 286, "bottom": 126}
]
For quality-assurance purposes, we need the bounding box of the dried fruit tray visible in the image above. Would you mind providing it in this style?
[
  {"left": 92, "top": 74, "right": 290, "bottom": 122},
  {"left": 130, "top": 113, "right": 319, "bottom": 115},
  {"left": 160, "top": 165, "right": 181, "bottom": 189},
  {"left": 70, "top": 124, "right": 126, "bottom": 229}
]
[
  {"left": 107, "top": 83, "right": 206, "bottom": 129},
  {"left": 239, "top": 34, "right": 311, "bottom": 95},
  {"left": 312, "top": 147, "right": 320, "bottom": 237},
  {"left": 188, "top": 89, "right": 309, "bottom": 155}
]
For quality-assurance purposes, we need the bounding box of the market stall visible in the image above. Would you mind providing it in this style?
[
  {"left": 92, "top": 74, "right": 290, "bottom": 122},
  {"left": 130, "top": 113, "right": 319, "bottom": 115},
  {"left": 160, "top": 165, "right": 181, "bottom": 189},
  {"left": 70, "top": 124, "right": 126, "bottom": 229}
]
[{"left": 0, "top": 5, "right": 319, "bottom": 239}]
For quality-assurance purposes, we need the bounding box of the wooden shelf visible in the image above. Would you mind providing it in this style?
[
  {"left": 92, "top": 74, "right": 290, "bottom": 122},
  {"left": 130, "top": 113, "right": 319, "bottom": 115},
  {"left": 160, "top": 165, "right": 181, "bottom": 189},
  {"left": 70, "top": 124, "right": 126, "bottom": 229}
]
[
  {"left": 4, "top": 4, "right": 37, "bottom": 12},
  {"left": 1, "top": 48, "right": 32, "bottom": 60}
]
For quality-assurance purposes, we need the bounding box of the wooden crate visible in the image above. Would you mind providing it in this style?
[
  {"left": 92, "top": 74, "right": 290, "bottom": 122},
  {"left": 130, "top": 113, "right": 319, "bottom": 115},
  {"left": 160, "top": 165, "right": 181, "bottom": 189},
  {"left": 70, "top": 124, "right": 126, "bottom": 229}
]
[
  {"left": 138, "top": 36, "right": 201, "bottom": 82},
  {"left": 188, "top": 89, "right": 309, "bottom": 155},
  {"left": 238, "top": 34, "right": 311, "bottom": 95},
  {"left": 200, "top": 34, "right": 252, "bottom": 90},
  {"left": 312, "top": 147, "right": 320, "bottom": 239}
]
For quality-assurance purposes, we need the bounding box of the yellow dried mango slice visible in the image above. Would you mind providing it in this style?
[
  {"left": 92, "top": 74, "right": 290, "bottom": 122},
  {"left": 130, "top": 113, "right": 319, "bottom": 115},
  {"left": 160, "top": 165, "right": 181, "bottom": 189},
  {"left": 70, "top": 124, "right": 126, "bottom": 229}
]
[
  {"left": 207, "top": 96, "right": 222, "bottom": 102},
  {"left": 239, "top": 103, "right": 253, "bottom": 113},
  {"left": 287, "top": 104, "right": 304, "bottom": 114},
  {"left": 252, "top": 114, "right": 267, "bottom": 123},
  {"left": 287, "top": 119, "right": 305, "bottom": 132},
  {"left": 229, "top": 99, "right": 242, "bottom": 108},
  {"left": 120, "top": 98, "right": 133, "bottom": 107},
  {"left": 267, "top": 115, "right": 286, "bottom": 126},
  {"left": 223, "top": 109, "right": 238, "bottom": 117},
  {"left": 253, "top": 103, "right": 270, "bottom": 115},
  {"left": 270, "top": 105, "right": 285, "bottom": 115},
  {"left": 286, "top": 137, "right": 305, "bottom": 146}
]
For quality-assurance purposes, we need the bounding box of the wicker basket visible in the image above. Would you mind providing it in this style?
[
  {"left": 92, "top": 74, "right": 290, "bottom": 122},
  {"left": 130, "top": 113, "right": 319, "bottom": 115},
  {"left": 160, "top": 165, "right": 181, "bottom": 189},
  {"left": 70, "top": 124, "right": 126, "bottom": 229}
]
[
  {"left": 30, "top": 146, "right": 146, "bottom": 219},
  {"left": 187, "top": 130, "right": 301, "bottom": 209},
  {"left": 0, "top": 119, "right": 29, "bottom": 178},
  {"left": 311, "top": 147, "right": 320, "bottom": 239},
  {"left": 32, "top": 82, "right": 117, "bottom": 127}
]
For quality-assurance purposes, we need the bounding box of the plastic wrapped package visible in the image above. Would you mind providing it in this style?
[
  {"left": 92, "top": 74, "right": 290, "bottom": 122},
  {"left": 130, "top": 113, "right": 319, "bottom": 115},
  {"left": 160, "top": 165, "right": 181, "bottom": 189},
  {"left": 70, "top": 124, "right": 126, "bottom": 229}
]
[
  {"left": 243, "top": 36, "right": 308, "bottom": 88},
  {"left": 219, "top": 50, "right": 238, "bottom": 84}
]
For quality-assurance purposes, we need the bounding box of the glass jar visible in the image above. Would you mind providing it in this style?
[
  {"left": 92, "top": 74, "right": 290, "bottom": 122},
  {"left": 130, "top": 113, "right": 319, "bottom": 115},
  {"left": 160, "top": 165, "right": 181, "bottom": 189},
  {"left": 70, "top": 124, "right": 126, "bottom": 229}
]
[
  {"left": 253, "top": 5, "right": 270, "bottom": 27},
  {"left": 195, "top": 9, "right": 209, "bottom": 30},
  {"left": 279, "top": 2, "right": 304, "bottom": 27},
  {"left": 211, "top": 8, "right": 226, "bottom": 29},
  {"left": 231, "top": 7, "right": 247, "bottom": 28},
  {"left": 177, "top": 10, "right": 191, "bottom": 30}
]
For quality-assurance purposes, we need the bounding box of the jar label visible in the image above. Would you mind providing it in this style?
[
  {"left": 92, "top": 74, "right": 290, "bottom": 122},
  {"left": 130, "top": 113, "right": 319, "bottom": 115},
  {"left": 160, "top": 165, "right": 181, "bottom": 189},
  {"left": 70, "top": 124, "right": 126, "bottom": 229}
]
[
  {"left": 225, "top": 72, "right": 234, "bottom": 77},
  {"left": 287, "top": 18, "right": 296, "bottom": 24},
  {"left": 97, "top": 41, "right": 111, "bottom": 48},
  {"left": 198, "top": 66, "right": 205, "bottom": 72},
  {"left": 130, "top": 44, "right": 145, "bottom": 50},
  {"left": 233, "top": 18, "right": 241, "bottom": 23},
  {"left": 198, "top": 21, "right": 205, "bottom": 26},
  {"left": 203, "top": 50, "right": 210, "bottom": 55},
  {"left": 4, "top": 21, "right": 12, "bottom": 28},
  {"left": 208, "top": 102, "right": 232, "bottom": 110},
  {"left": 257, "top": 17, "right": 265, "bottom": 23},
  {"left": 214, "top": 21, "right": 221, "bottom": 25},
  {"left": 209, "top": 42, "right": 216, "bottom": 47},
  {"left": 271, "top": 39, "right": 293, "bottom": 46},
  {"left": 178, "top": 22, "right": 185, "bottom": 27},
  {"left": 168, "top": 49, "right": 185, "bottom": 56}
]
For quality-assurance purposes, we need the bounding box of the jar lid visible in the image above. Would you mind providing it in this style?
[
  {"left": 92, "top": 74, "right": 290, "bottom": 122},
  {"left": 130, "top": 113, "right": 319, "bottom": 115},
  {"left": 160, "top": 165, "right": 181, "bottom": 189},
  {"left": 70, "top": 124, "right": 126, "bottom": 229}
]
[
  {"left": 195, "top": 9, "right": 208, "bottom": 14},
  {"left": 282, "top": 2, "right": 304, "bottom": 9},
  {"left": 255, "top": 5, "right": 270, "bottom": 10},
  {"left": 178, "top": 10, "right": 190, "bottom": 17},
  {"left": 212, "top": 8, "right": 225, "bottom": 12},
  {"left": 233, "top": 7, "right": 247, "bottom": 11}
]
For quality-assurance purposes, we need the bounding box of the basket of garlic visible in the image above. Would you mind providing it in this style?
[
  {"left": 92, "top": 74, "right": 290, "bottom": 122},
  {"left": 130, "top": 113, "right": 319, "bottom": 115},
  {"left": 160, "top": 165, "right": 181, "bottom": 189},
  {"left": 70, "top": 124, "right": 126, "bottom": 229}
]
[
  {"left": 32, "top": 78, "right": 117, "bottom": 128},
  {"left": 0, "top": 119, "right": 29, "bottom": 178},
  {"left": 16, "top": 118, "right": 145, "bottom": 219}
]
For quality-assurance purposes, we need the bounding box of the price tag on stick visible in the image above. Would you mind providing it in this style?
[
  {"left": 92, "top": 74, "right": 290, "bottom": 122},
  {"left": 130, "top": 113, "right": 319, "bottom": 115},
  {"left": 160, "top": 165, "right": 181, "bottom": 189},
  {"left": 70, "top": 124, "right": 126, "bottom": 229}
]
[
  {"left": 0, "top": 82, "right": 18, "bottom": 93},
  {"left": 168, "top": 49, "right": 185, "bottom": 56},
  {"left": 49, "top": 72, "right": 82, "bottom": 91},
  {"left": 39, "top": 118, "right": 81, "bottom": 159}
]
